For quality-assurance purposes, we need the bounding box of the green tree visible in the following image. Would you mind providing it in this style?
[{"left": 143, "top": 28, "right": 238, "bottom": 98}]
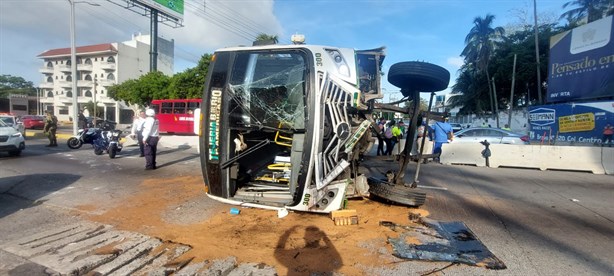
[
  {"left": 255, "top": 33, "right": 279, "bottom": 44},
  {"left": 107, "top": 71, "right": 171, "bottom": 107},
  {"left": 167, "top": 54, "right": 211, "bottom": 99},
  {"left": 561, "top": 0, "right": 614, "bottom": 25},
  {"left": 0, "top": 74, "right": 36, "bottom": 97},
  {"left": 459, "top": 14, "right": 504, "bottom": 114}
]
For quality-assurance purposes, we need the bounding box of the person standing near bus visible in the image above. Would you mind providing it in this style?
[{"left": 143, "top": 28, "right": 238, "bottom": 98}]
[
  {"left": 130, "top": 110, "right": 146, "bottom": 157},
  {"left": 141, "top": 109, "right": 160, "bottom": 170}
]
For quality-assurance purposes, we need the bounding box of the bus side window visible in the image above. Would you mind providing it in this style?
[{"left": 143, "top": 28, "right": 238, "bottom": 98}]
[
  {"left": 161, "top": 102, "right": 173, "bottom": 114},
  {"left": 188, "top": 102, "right": 199, "bottom": 115},
  {"left": 174, "top": 102, "right": 187, "bottom": 114}
]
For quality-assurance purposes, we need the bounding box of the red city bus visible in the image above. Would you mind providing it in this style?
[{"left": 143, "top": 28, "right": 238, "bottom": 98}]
[{"left": 150, "top": 99, "right": 202, "bottom": 134}]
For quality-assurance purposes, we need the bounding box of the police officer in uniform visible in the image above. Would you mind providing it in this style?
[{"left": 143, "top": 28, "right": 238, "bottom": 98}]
[
  {"left": 141, "top": 108, "right": 160, "bottom": 170},
  {"left": 43, "top": 110, "right": 58, "bottom": 147},
  {"left": 130, "top": 110, "right": 146, "bottom": 157}
]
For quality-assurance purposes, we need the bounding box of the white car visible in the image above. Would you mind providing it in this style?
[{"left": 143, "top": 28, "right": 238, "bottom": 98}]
[
  {"left": 0, "top": 114, "right": 26, "bottom": 137},
  {"left": 0, "top": 119, "right": 26, "bottom": 156}
]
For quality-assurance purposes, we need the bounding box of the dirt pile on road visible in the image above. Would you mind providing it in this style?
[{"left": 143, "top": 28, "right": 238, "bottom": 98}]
[{"left": 77, "top": 175, "right": 430, "bottom": 275}]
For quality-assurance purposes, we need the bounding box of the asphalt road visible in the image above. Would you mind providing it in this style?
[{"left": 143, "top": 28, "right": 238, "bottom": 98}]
[{"left": 0, "top": 133, "right": 613, "bottom": 275}]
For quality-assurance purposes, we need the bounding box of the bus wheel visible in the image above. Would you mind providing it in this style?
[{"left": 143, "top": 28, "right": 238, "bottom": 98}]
[
  {"left": 368, "top": 179, "right": 426, "bottom": 207},
  {"left": 387, "top": 61, "right": 450, "bottom": 97}
]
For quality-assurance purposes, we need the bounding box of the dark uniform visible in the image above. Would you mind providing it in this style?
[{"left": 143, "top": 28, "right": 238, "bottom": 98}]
[{"left": 44, "top": 111, "right": 58, "bottom": 147}]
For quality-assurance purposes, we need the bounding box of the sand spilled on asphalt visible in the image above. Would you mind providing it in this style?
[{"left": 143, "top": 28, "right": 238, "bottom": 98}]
[{"left": 76, "top": 175, "right": 430, "bottom": 276}]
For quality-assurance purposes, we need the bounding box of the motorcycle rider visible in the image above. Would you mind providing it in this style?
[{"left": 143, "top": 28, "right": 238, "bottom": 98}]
[
  {"left": 130, "top": 110, "right": 146, "bottom": 157},
  {"left": 141, "top": 108, "right": 160, "bottom": 170}
]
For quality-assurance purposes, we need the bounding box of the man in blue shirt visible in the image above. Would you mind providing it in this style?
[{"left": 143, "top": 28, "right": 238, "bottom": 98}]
[{"left": 431, "top": 117, "right": 453, "bottom": 162}]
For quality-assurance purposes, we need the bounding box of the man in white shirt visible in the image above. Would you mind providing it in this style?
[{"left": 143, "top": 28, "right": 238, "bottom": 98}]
[
  {"left": 130, "top": 110, "right": 146, "bottom": 157},
  {"left": 141, "top": 108, "right": 160, "bottom": 170}
]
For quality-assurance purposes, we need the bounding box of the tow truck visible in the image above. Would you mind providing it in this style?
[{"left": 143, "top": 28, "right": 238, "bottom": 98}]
[{"left": 198, "top": 40, "right": 450, "bottom": 213}]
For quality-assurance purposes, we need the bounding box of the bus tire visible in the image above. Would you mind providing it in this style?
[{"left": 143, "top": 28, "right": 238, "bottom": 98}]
[
  {"left": 368, "top": 181, "right": 426, "bottom": 207},
  {"left": 387, "top": 61, "right": 450, "bottom": 96}
]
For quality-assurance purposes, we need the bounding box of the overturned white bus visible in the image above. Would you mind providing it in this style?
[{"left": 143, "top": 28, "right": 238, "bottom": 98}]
[{"left": 199, "top": 43, "right": 449, "bottom": 213}]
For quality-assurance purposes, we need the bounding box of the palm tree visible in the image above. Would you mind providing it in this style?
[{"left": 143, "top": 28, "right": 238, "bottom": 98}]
[
  {"left": 255, "top": 33, "right": 279, "bottom": 44},
  {"left": 560, "top": 0, "right": 613, "bottom": 24},
  {"left": 460, "top": 14, "right": 504, "bottom": 114}
]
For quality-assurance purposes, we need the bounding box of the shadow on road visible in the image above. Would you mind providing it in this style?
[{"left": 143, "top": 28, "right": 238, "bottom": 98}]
[
  {"left": 0, "top": 173, "right": 81, "bottom": 219},
  {"left": 274, "top": 225, "right": 342, "bottom": 276}
]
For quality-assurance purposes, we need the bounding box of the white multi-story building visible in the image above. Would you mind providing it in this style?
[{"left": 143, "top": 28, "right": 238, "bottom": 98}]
[{"left": 37, "top": 34, "right": 174, "bottom": 124}]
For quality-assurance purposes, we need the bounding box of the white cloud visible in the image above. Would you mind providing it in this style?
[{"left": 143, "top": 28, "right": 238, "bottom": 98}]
[
  {"left": 447, "top": 56, "right": 464, "bottom": 69},
  {"left": 0, "top": 0, "right": 282, "bottom": 82}
]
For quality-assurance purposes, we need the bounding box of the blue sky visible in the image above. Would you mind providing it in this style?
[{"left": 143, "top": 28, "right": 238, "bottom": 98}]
[{"left": 1, "top": 0, "right": 569, "bottom": 100}]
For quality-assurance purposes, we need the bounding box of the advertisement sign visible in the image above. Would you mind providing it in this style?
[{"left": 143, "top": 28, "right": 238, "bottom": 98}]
[
  {"left": 528, "top": 101, "right": 614, "bottom": 144},
  {"left": 547, "top": 16, "right": 614, "bottom": 102},
  {"left": 134, "top": 0, "right": 184, "bottom": 20}
]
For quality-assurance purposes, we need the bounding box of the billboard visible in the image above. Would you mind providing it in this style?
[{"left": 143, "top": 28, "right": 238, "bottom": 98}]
[
  {"left": 134, "top": 0, "right": 184, "bottom": 20},
  {"left": 528, "top": 101, "right": 614, "bottom": 144},
  {"left": 547, "top": 16, "right": 614, "bottom": 103}
]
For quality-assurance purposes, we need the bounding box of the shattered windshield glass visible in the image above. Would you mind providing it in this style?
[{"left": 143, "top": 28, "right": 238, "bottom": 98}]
[{"left": 227, "top": 51, "right": 306, "bottom": 130}]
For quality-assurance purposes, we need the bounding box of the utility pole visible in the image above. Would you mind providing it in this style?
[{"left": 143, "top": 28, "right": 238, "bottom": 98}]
[
  {"left": 492, "top": 77, "right": 500, "bottom": 128},
  {"left": 93, "top": 78, "right": 98, "bottom": 126},
  {"left": 150, "top": 9, "right": 158, "bottom": 72},
  {"left": 533, "top": 0, "right": 543, "bottom": 104},
  {"left": 509, "top": 54, "right": 517, "bottom": 129}
]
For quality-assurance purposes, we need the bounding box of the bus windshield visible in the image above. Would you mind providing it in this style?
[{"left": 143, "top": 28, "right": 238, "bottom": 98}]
[{"left": 226, "top": 51, "right": 306, "bottom": 130}]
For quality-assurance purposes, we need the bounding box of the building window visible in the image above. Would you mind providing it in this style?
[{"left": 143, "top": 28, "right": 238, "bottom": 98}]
[
  {"left": 66, "top": 60, "right": 71, "bottom": 65},
  {"left": 47, "top": 76, "right": 53, "bottom": 82},
  {"left": 55, "top": 61, "right": 58, "bottom": 65},
  {"left": 107, "top": 73, "right": 115, "bottom": 80},
  {"left": 85, "top": 58, "right": 92, "bottom": 65},
  {"left": 107, "top": 56, "right": 115, "bottom": 63},
  {"left": 59, "top": 109, "right": 69, "bottom": 115},
  {"left": 100, "top": 90, "right": 104, "bottom": 95},
  {"left": 77, "top": 57, "right": 82, "bottom": 64},
  {"left": 46, "top": 62, "right": 53, "bottom": 68},
  {"left": 47, "top": 91, "right": 53, "bottom": 97},
  {"left": 84, "top": 75, "right": 92, "bottom": 81},
  {"left": 55, "top": 76, "right": 58, "bottom": 80},
  {"left": 66, "top": 91, "right": 72, "bottom": 97},
  {"left": 66, "top": 75, "right": 72, "bottom": 82},
  {"left": 85, "top": 90, "right": 92, "bottom": 97}
]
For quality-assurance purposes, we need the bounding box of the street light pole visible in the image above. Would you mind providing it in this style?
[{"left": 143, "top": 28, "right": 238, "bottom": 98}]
[{"left": 69, "top": 0, "right": 78, "bottom": 135}]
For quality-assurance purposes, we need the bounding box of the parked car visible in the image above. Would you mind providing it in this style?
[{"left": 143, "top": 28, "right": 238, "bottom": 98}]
[
  {"left": 20, "top": 115, "right": 46, "bottom": 129},
  {"left": 0, "top": 114, "right": 25, "bottom": 137},
  {"left": 449, "top": 123, "right": 463, "bottom": 133},
  {"left": 0, "top": 118, "right": 25, "bottom": 156},
  {"left": 452, "top": 127, "right": 530, "bottom": 145}
]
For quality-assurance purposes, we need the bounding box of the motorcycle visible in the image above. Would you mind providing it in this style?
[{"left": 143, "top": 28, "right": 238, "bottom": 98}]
[
  {"left": 67, "top": 127, "right": 101, "bottom": 149},
  {"left": 67, "top": 120, "right": 122, "bottom": 158},
  {"left": 94, "top": 129, "right": 123, "bottom": 158}
]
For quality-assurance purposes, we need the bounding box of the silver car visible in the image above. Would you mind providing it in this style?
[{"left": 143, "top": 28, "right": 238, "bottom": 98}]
[
  {"left": 453, "top": 127, "right": 529, "bottom": 145},
  {"left": 0, "top": 119, "right": 26, "bottom": 156}
]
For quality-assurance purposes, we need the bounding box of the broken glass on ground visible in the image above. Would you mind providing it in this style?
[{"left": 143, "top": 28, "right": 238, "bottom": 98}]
[{"left": 381, "top": 218, "right": 507, "bottom": 270}]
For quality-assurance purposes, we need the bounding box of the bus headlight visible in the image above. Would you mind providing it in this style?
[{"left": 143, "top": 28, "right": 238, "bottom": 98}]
[{"left": 326, "top": 49, "right": 350, "bottom": 77}]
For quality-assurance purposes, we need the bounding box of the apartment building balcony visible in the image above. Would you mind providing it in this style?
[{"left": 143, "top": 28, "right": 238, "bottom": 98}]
[
  {"left": 39, "top": 67, "right": 54, "bottom": 74},
  {"left": 57, "top": 64, "right": 71, "bottom": 72},
  {"left": 100, "top": 62, "right": 116, "bottom": 71},
  {"left": 59, "top": 81, "right": 72, "bottom": 88},
  {"left": 39, "top": 82, "right": 54, "bottom": 89},
  {"left": 77, "top": 80, "right": 93, "bottom": 87},
  {"left": 77, "top": 63, "right": 93, "bottom": 71},
  {"left": 98, "top": 79, "right": 116, "bottom": 87}
]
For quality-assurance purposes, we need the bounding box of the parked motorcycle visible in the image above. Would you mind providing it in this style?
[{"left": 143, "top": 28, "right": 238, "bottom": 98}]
[
  {"left": 67, "top": 127, "right": 101, "bottom": 149},
  {"left": 67, "top": 120, "right": 122, "bottom": 158},
  {"left": 94, "top": 129, "right": 123, "bottom": 158}
]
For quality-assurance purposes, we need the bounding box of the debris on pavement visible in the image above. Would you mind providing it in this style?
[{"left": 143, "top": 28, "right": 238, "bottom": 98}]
[
  {"left": 381, "top": 218, "right": 507, "bottom": 270},
  {"left": 330, "top": 209, "right": 359, "bottom": 226}
]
